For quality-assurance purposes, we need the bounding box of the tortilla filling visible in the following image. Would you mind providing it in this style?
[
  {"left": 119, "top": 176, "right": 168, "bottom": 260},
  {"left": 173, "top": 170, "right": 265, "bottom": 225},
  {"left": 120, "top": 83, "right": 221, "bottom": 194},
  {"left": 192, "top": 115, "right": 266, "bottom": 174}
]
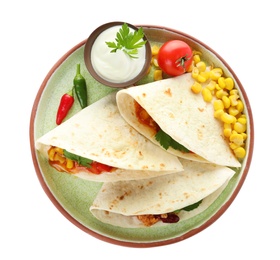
[
  {"left": 134, "top": 101, "right": 192, "bottom": 153},
  {"left": 48, "top": 146, "right": 115, "bottom": 174},
  {"left": 136, "top": 199, "right": 203, "bottom": 226}
]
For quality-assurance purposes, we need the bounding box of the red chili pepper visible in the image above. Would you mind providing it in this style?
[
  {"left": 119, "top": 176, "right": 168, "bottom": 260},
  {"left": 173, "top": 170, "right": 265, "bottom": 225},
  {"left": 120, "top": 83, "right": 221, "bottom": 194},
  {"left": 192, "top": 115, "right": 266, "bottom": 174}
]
[{"left": 56, "top": 89, "right": 74, "bottom": 125}]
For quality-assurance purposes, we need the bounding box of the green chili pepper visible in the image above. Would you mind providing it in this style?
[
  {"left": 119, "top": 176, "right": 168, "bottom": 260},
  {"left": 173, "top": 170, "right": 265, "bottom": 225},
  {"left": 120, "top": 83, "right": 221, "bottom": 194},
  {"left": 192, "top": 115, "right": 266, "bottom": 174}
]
[{"left": 73, "top": 63, "right": 88, "bottom": 109}]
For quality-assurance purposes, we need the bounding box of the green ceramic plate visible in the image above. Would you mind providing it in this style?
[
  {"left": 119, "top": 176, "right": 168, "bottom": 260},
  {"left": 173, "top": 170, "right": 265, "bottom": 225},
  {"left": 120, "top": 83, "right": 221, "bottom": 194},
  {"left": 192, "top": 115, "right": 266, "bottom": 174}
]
[{"left": 30, "top": 25, "right": 254, "bottom": 247}]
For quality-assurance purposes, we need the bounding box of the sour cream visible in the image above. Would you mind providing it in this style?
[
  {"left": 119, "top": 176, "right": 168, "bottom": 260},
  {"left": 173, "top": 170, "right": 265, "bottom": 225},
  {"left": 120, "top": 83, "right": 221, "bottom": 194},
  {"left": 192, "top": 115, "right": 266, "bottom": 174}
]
[{"left": 91, "top": 25, "right": 146, "bottom": 83}]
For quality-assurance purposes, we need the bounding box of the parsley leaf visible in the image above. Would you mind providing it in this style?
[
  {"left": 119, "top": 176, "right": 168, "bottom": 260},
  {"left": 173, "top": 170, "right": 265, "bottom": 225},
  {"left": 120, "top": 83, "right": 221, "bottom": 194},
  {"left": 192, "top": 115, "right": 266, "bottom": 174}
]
[
  {"left": 173, "top": 200, "right": 203, "bottom": 214},
  {"left": 105, "top": 23, "right": 146, "bottom": 59},
  {"left": 181, "top": 199, "right": 203, "bottom": 211},
  {"left": 155, "top": 129, "right": 190, "bottom": 153},
  {"left": 63, "top": 150, "right": 93, "bottom": 168}
]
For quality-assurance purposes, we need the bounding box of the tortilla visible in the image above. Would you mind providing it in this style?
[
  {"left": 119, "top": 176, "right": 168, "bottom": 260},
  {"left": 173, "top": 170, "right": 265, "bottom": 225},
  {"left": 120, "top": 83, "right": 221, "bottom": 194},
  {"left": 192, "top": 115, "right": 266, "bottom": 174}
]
[
  {"left": 35, "top": 92, "right": 183, "bottom": 182},
  {"left": 116, "top": 73, "right": 241, "bottom": 167},
  {"left": 90, "top": 159, "right": 235, "bottom": 228}
]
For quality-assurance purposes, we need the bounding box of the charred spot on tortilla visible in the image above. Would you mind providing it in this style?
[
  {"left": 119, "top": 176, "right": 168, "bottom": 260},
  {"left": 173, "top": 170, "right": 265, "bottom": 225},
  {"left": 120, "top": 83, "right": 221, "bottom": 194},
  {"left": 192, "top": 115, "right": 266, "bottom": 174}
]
[{"left": 164, "top": 88, "right": 172, "bottom": 97}]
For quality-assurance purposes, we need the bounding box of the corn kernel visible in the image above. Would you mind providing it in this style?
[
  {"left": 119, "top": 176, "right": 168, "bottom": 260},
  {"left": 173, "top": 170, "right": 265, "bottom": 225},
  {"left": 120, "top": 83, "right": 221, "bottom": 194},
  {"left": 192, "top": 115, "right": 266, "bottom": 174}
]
[
  {"left": 206, "top": 80, "right": 217, "bottom": 91},
  {"left": 229, "top": 95, "right": 239, "bottom": 106},
  {"left": 228, "top": 107, "right": 239, "bottom": 116},
  {"left": 192, "top": 67, "right": 199, "bottom": 79},
  {"left": 236, "top": 100, "right": 244, "bottom": 112},
  {"left": 154, "top": 70, "right": 162, "bottom": 81},
  {"left": 222, "top": 96, "right": 231, "bottom": 109},
  {"left": 225, "top": 77, "right": 234, "bottom": 90},
  {"left": 153, "top": 58, "right": 159, "bottom": 67},
  {"left": 241, "top": 133, "right": 247, "bottom": 141},
  {"left": 213, "top": 100, "right": 224, "bottom": 111},
  {"left": 230, "top": 142, "right": 240, "bottom": 150},
  {"left": 191, "top": 81, "right": 202, "bottom": 94},
  {"left": 209, "top": 68, "right": 223, "bottom": 80},
  {"left": 196, "top": 61, "right": 206, "bottom": 72},
  {"left": 214, "top": 109, "right": 224, "bottom": 119},
  {"left": 66, "top": 158, "right": 74, "bottom": 169},
  {"left": 197, "top": 73, "right": 208, "bottom": 83},
  {"left": 224, "top": 123, "right": 232, "bottom": 137},
  {"left": 221, "top": 112, "right": 236, "bottom": 124},
  {"left": 230, "top": 89, "right": 239, "bottom": 96},
  {"left": 54, "top": 153, "right": 66, "bottom": 164},
  {"left": 193, "top": 54, "right": 201, "bottom": 64},
  {"left": 234, "top": 121, "right": 247, "bottom": 133},
  {"left": 202, "top": 87, "right": 213, "bottom": 102},
  {"left": 151, "top": 45, "right": 160, "bottom": 56},
  {"left": 216, "top": 89, "right": 228, "bottom": 99},
  {"left": 230, "top": 133, "right": 244, "bottom": 145},
  {"left": 237, "top": 117, "right": 247, "bottom": 125},
  {"left": 48, "top": 147, "right": 56, "bottom": 161},
  {"left": 218, "top": 77, "right": 226, "bottom": 89},
  {"left": 234, "top": 147, "right": 246, "bottom": 159}
]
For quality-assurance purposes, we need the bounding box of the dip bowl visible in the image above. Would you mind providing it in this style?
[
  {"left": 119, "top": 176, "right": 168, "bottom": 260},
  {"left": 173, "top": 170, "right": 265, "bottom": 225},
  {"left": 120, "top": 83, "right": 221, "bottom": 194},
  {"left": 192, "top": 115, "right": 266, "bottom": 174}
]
[{"left": 84, "top": 21, "right": 152, "bottom": 88}]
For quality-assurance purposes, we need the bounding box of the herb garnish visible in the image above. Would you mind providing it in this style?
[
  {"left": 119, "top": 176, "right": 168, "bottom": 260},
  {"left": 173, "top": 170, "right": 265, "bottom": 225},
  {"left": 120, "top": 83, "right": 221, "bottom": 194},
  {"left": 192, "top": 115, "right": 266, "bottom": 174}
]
[
  {"left": 63, "top": 150, "right": 92, "bottom": 168},
  {"left": 105, "top": 23, "right": 146, "bottom": 59},
  {"left": 173, "top": 200, "right": 203, "bottom": 214},
  {"left": 155, "top": 129, "right": 190, "bottom": 153}
]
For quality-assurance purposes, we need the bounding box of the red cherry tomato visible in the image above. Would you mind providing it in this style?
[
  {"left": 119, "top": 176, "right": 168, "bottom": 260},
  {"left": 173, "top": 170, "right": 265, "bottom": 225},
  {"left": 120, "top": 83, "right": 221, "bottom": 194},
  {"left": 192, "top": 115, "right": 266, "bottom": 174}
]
[{"left": 157, "top": 40, "right": 193, "bottom": 76}]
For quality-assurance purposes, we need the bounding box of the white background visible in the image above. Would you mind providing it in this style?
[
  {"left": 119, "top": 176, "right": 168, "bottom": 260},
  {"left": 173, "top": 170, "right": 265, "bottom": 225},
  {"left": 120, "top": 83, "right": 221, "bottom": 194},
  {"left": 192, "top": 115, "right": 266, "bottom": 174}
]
[{"left": 1, "top": 0, "right": 278, "bottom": 259}]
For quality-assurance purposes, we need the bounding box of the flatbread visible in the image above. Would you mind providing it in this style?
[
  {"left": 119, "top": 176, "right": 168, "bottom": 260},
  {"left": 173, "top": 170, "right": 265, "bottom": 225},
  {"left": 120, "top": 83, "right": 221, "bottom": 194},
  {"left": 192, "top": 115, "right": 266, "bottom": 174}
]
[
  {"left": 90, "top": 159, "right": 235, "bottom": 227},
  {"left": 35, "top": 92, "right": 183, "bottom": 182},
  {"left": 116, "top": 73, "right": 241, "bottom": 167}
]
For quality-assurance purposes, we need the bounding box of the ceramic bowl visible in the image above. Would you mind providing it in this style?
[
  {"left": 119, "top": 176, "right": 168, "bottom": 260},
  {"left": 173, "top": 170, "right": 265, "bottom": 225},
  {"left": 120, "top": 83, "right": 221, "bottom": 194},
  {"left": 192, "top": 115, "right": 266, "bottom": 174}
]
[{"left": 84, "top": 21, "right": 152, "bottom": 88}]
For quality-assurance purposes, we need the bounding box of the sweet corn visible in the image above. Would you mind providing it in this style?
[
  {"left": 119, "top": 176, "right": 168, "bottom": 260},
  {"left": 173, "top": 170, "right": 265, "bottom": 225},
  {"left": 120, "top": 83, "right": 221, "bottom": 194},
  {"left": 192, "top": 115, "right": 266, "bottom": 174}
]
[
  {"left": 154, "top": 70, "right": 162, "bottom": 81},
  {"left": 234, "top": 121, "right": 247, "bottom": 133},
  {"left": 202, "top": 87, "right": 212, "bottom": 102},
  {"left": 236, "top": 100, "right": 244, "bottom": 112},
  {"left": 221, "top": 112, "right": 236, "bottom": 124},
  {"left": 218, "top": 77, "right": 226, "bottom": 89},
  {"left": 230, "top": 133, "right": 244, "bottom": 145},
  {"left": 54, "top": 153, "right": 66, "bottom": 164},
  {"left": 66, "top": 158, "right": 74, "bottom": 169},
  {"left": 191, "top": 67, "right": 199, "bottom": 79},
  {"left": 196, "top": 61, "right": 206, "bottom": 72},
  {"left": 191, "top": 81, "right": 202, "bottom": 94},
  {"left": 214, "top": 109, "right": 224, "bottom": 119},
  {"left": 234, "top": 147, "right": 246, "bottom": 159},
  {"left": 224, "top": 77, "right": 234, "bottom": 90},
  {"left": 216, "top": 89, "right": 228, "bottom": 99},
  {"left": 206, "top": 80, "right": 217, "bottom": 91},
  {"left": 230, "top": 142, "right": 240, "bottom": 150},
  {"left": 197, "top": 72, "right": 208, "bottom": 83},
  {"left": 222, "top": 96, "right": 231, "bottom": 109},
  {"left": 237, "top": 117, "right": 247, "bottom": 125},
  {"left": 229, "top": 95, "right": 239, "bottom": 106},
  {"left": 213, "top": 99, "right": 224, "bottom": 111},
  {"left": 241, "top": 133, "right": 247, "bottom": 141},
  {"left": 151, "top": 45, "right": 160, "bottom": 56},
  {"left": 224, "top": 123, "right": 232, "bottom": 137},
  {"left": 152, "top": 58, "right": 159, "bottom": 67},
  {"left": 230, "top": 89, "right": 239, "bottom": 96},
  {"left": 193, "top": 54, "right": 201, "bottom": 64},
  {"left": 228, "top": 107, "right": 239, "bottom": 117},
  {"left": 209, "top": 68, "right": 223, "bottom": 81}
]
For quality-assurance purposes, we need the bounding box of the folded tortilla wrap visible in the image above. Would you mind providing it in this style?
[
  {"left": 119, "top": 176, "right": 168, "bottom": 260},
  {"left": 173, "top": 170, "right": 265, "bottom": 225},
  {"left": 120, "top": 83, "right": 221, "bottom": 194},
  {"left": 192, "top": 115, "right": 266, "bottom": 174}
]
[
  {"left": 90, "top": 159, "right": 235, "bottom": 228},
  {"left": 35, "top": 92, "right": 183, "bottom": 182},
  {"left": 116, "top": 73, "right": 241, "bottom": 167}
]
